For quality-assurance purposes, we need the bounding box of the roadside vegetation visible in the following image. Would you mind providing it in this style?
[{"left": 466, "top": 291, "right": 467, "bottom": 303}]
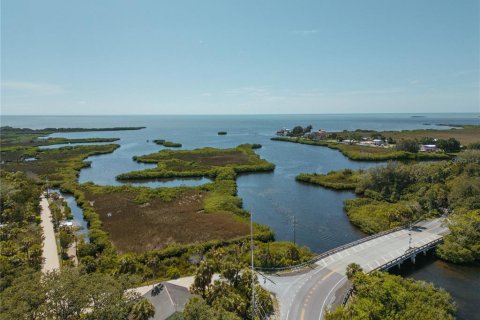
[
  {"left": 298, "top": 150, "right": 480, "bottom": 264},
  {"left": 48, "top": 192, "right": 78, "bottom": 265},
  {"left": 0, "top": 171, "right": 43, "bottom": 291},
  {"left": 0, "top": 267, "right": 154, "bottom": 320},
  {"left": 326, "top": 264, "right": 456, "bottom": 320},
  {"left": 184, "top": 245, "right": 275, "bottom": 320}
]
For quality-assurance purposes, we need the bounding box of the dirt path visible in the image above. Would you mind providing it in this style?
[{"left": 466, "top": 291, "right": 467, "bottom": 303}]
[{"left": 40, "top": 193, "right": 60, "bottom": 273}]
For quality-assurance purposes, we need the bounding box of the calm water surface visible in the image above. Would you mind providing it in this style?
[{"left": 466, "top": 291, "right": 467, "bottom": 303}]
[{"left": 2, "top": 114, "right": 479, "bottom": 318}]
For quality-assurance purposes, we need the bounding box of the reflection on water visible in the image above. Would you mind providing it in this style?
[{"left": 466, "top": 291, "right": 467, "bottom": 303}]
[
  {"left": 391, "top": 252, "right": 480, "bottom": 320},
  {"left": 39, "top": 142, "right": 112, "bottom": 149},
  {"left": 51, "top": 189, "right": 89, "bottom": 241},
  {"left": 120, "top": 177, "right": 212, "bottom": 188}
]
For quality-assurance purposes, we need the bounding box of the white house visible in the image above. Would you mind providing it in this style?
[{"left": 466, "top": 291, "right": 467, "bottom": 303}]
[{"left": 420, "top": 144, "right": 438, "bottom": 152}]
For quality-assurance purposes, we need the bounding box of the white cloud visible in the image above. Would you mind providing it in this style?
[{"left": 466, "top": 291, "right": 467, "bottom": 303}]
[
  {"left": 1, "top": 81, "right": 66, "bottom": 95},
  {"left": 200, "top": 92, "right": 212, "bottom": 97},
  {"left": 335, "top": 88, "right": 404, "bottom": 96},
  {"left": 225, "top": 86, "right": 271, "bottom": 96},
  {"left": 291, "top": 29, "right": 320, "bottom": 36},
  {"left": 452, "top": 69, "right": 478, "bottom": 77}
]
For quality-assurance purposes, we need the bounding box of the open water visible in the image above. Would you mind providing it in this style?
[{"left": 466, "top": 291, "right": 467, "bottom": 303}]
[{"left": 2, "top": 114, "right": 479, "bottom": 319}]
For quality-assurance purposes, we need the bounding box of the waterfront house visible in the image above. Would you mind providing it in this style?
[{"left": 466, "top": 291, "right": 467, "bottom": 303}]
[
  {"left": 276, "top": 128, "right": 290, "bottom": 136},
  {"left": 143, "top": 282, "right": 192, "bottom": 320},
  {"left": 310, "top": 129, "right": 327, "bottom": 141},
  {"left": 420, "top": 144, "right": 438, "bottom": 152}
]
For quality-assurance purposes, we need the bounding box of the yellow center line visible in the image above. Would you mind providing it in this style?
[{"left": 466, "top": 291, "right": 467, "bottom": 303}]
[{"left": 321, "top": 270, "right": 336, "bottom": 281}]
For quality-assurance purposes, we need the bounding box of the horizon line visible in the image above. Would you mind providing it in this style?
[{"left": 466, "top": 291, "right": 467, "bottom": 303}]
[{"left": 2, "top": 112, "right": 479, "bottom": 117}]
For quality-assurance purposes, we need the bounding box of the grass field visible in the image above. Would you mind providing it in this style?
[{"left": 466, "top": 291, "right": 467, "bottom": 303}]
[{"left": 84, "top": 187, "right": 250, "bottom": 254}]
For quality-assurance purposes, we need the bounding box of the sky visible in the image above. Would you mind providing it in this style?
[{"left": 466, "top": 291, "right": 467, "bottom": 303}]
[{"left": 1, "top": 0, "right": 479, "bottom": 115}]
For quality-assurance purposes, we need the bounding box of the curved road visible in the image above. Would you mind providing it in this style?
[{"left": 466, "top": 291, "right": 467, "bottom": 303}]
[{"left": 260, "top": 219, "right": 449, "bottom": 320}]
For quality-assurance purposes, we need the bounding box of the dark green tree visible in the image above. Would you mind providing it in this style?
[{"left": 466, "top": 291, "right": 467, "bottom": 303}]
[
  {"left": 345, "top": 263, "right": 363, "bottom": 280},
  {"left": 437, "top": 138, "right": 461, "bottom": 153},
  {"left": 129, "top": 298, "right": 155, "bottom": 320},
  {"left": 395, "top": 139, "right": 419, "bottom": 153}
]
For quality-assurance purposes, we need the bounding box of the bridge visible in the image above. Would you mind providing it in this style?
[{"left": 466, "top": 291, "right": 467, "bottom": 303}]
[{"left": 257, "top": 218, "right": 449, "bottom": 320}]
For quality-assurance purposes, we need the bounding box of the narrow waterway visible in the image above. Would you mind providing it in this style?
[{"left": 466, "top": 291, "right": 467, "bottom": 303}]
[{"left": 51, "top": 189, "right": 89, "bottom": 241}]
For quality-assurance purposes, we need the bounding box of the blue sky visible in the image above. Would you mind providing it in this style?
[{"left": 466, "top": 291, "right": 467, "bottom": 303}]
[{"left": 1, "top": 0, "right": 479, "bottom": 115}]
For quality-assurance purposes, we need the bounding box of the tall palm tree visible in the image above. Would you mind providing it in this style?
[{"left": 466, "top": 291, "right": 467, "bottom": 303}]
[{"left": 129, "top": 298, "right": 155, "bottom": 320}]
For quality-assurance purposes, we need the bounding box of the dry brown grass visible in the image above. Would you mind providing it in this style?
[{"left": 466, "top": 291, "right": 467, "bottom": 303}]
[
  {"left": 172, "top": 151, "right": 250, "bottom": 166},
  {"left": 85, "top": 189, "right": 250, "bottom": 254}
]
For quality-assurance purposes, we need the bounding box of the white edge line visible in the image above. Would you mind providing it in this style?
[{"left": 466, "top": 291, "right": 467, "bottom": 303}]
[{"left": 319, "top": 276, "right": 347, "bottom": 320}]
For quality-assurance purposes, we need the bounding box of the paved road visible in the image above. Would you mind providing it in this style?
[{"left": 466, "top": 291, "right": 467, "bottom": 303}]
[
  {"left": 260, "top": 218, "right": 449, "bottom": 320},
  {"left": 40, "top": 193, "right": 60, "bottom": 273}
]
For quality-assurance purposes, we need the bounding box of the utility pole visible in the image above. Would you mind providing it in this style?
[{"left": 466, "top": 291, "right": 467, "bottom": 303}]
[
  {"left": 292, "top": 216, "right": 298, "bottom": 246},
  {"left": 408, "top": 223, "right": 412, "bottom": 250},
  {"left": 45, "top": 176, "right": 49, "bottom": 196},
  {"left": 250, "top": 211, "right": 255, "bottom": 319}
]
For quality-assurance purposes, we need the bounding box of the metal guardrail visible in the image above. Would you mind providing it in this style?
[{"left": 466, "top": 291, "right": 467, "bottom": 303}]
[
  {"left": 341, "top": 237, "right": 444, "bottom": 306},
  {"left": 255, "top": 225, "right": 408, "bottom": 273}
]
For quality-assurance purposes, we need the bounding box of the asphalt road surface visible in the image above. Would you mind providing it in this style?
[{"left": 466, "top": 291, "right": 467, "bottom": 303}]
[{"left": 259, "top": 218, "right": 449, "bottom": 320}]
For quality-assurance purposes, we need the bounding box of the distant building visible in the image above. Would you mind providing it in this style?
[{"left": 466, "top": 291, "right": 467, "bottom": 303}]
[
  {"left": 276, "top": 128, "right": 290, "bottom": 136},
  {"left": 310, "top": 129, "right": 327, "bottom": 141},
  {"left": 59, "top": 221, "right": 74, "bottom": 228},
  {"left": 420, "top": 144, "right": 438, "bottom": 152},
  {"left": 372, "top": 139, "right": 383, "bottom": 146}
]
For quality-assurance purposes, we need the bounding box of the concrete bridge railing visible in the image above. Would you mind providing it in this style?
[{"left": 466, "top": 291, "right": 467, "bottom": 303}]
[
  {"left": 341, "top": 237, "right": 444, "bottom": 305},
  {"left": 255, "top": 225, "right": 409, "bottom": 273}
]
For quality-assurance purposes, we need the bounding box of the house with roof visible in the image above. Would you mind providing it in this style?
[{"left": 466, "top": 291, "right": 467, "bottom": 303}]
[
  {"left": 143, "top": 282, "right": 192, "bottom": 320},
  {"left": 420, "top": 144, "right": 438, "bottom": 152}
]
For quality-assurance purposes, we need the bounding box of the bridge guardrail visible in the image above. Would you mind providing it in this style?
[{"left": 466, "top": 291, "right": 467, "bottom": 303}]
[
  {"left": 255, "top": 224, "right": 410, "bottom": 273},
  {"left": 341, "top": 237, "right": 444, "bottom": 306}
]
